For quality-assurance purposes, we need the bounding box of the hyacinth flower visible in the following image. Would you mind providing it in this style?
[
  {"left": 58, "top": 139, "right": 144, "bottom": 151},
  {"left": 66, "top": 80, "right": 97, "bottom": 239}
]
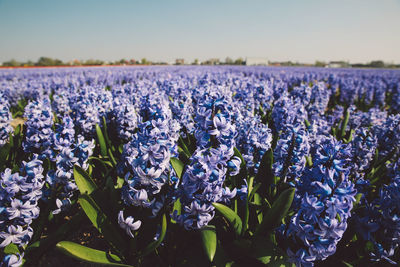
[
  {"left": 0, "top": 156, "right": 44, "bottom": 265},
  {"left": 46, "top": 115, "right": 95, "bottom": 212},
  {"left": 306, "top": 82, "right": 331, "bottom": 121},
  {"left": 112, "top": 97, "right": 138, "bottom": 141},
  {"left": 118, "top": 211, "right": 142, "bottom": 238},
  {"left": 118, "top": 93, "right": 180, "bottom": 236},
  {"left": 373, "top": 114, "right": 400, "bottom": 160},
  {"left": 70, "top": 86, "right": 102, "bottom": 137},
  {"left": 52, "top": 90, "right": 71, "bottom": 116},
  {"left": 235, "top": 112, "right": 273, "bottom": 175},
  {"left": 22, "top": 98, "right": 54, "bottom": 160},
  {"left": 174, "top": 91, "right": 242, "bottom": 230},
  {"left": 271, "top": 93, "right": 307, "bottom": 133},
  {"left": 350, "top": 127, "right": 377, "bottom": 179},
  {"left": 274, "top": 124, "right": 310, "bottom": 183},
  {"left": 352, "top": 175, "right": 400, "bottom": 265},
  {"left": 0, "top": 92, "right": 13, "bottom": 147},
  {"left": 1, "top": 253, "right": 24, "bottom": 267},
  {"left": 283, "top": 135, "right": 356, "bottom": 266}
]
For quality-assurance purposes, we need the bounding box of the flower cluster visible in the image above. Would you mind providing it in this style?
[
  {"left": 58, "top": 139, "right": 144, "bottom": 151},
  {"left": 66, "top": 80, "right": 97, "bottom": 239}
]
[
  {"left": 0, "top": 92, "right": 13, "bottom": 147},
  {"left": 350, "top": 127, "right": 377, "bottom": 177},
  {"left": 284, "top": 136, "right": 356, "bottom": 266},
  {"left": 112, "top": 97, "right": 139, "bottom": 141},
  {"left": 22, "top": 98, "right": 54, "bottom": 159},
  {"left": 175, "top": 91, "right": 241, "bottom": 229},
  {"left": 271, "top": 93, "right": 307, "bottom": 133},
  {"left": 46, "top": 115, "right": 95, "bottom": 213},
  {"left": 274, "top": 124, "right": 310, "bottom": 182},
  {"left": 119, "top": 93, "right": 180, "bottom": 228},
  {"left": 354, "top": 175, "right": 400, "bottom": 265},
  {"left": 0, "top": 156, "right": 44, "bottom": 266},
  {"left": 235, "top": 114, "right": 272, "bottom": 175}
]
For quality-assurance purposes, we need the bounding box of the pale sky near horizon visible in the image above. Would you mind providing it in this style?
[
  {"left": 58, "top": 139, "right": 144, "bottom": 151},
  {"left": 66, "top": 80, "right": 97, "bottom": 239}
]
[{"left": 0, "top": 0, "right": 399, "bottom": 64}]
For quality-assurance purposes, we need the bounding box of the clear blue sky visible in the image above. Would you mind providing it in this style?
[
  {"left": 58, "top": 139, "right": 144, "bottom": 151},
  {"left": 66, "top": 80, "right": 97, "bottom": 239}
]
[{"left": 0, "top": 0, "right": 399, "bottom": 63}]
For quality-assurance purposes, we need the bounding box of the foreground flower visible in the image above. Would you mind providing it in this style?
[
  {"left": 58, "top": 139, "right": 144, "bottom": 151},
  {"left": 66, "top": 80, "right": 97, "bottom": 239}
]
[{"left": 118, "top": 211, "right": 141, "bottom": 238}]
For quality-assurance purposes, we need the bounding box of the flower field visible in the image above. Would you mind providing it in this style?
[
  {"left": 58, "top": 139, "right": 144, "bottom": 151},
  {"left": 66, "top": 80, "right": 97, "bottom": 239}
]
[{"left": 0, "top": 66, "right": 400, "bottom": 266}]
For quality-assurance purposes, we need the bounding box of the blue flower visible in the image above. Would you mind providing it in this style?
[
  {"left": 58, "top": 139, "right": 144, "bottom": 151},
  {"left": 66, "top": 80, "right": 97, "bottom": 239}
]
[
  {"left": 2, "top": 253, "right": 24, "bottom": 267},
  {"left": 0, "top": 92, "right": 13, "bottom": 147},
  {"left": 118, "top": 211, "right": 141, "bottom": 238}
]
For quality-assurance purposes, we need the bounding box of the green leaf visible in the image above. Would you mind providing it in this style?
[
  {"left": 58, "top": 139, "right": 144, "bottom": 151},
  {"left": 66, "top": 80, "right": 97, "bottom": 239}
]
[
  {"left": 212, "top": 203, "right": 242, "bottom": 236},
  {"left": 304, "top": 119, "right": 311, "bottom": 128},
  {"left": 102, "top": 116, "right": 112, "bottom": 147},
  {"left": 78, "top": 194, "right": 125, "bottom": 253},
  {"left": 171, "top": 198, "right": 181, "bottom": 223},
  {"left": 141, "top": 213, "right": 167, "bottom": 256},
  {"left": 178, "top": 136, "right": 192, "bottom": 158},
  {"left": 339, "top": 109, "right": 350, "bottom": 140},
  {"left": 56, "top": 241, "right": 131, "bottom": 267},
  {"left": 251, "top": 237, "right": 293, "bottom": 266},
  {"left": 0, "top": 143, "right": 11, "bottom": 165},
  {"left": 253, "top": 193, "right": 264, "bottom": 224},
  {"left": 342, "top": 261, "right": 353, "bottom": 267},
  {"left": 96, "top": 123, "right": 108, "bottom": 157},
  {"left": 170, "top": 157, "right": 184, "bottom": 179},
  {"left": 255, "top": 149, "right": 274, "bottom": 193},
  {"left": 25, "top": 211, "right": 85, "bottom": 263},
  {"left": 74, "top": 165, "right": 97, "bottom": 195},
  {"left": 255, "top": 188, "right": 295, "bottom": 236},
  {"left": 115, "top": 176, "right": 125, "bottom": 189},
  {"left": 3, "top": 243, "right": 20, "bottom": 255},
  {"left": 108, "top": 148, "right": 117, "bottom": 167},
  {"left": 200, "top": 225, "right": 217, "bottom": 262}
]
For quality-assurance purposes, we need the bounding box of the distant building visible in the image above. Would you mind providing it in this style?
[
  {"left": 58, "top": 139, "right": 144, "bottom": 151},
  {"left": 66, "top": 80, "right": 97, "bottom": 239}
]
[
  {"left": 245, "top": 57, "right": 269, "bottom": 66},
  {"left": 175, "top": 59, "right": 185, "bottom": 65}
]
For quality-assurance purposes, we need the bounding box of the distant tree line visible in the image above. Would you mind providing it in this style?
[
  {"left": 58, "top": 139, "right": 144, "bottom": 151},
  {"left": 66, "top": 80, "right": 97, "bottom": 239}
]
[
  {"left": 1, "top": 57, "right": 399, "bottom": 68},
  {"left": 0, "top": 57, "right": 164, "bottom": 67}
]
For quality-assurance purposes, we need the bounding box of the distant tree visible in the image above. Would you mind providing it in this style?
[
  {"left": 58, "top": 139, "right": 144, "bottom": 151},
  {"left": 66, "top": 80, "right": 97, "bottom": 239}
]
[
  {"left": 83, "top": 59, "right": 104, "bottom": 65},
  {"left": 141, "top": 58, "right": 148, "bottom": 65},
  {"left": 234, "top": 58, "right": 245, "bottom": 65},
  {"left": 315, "top": 60, "right": 326, "bottom": 67},
  {"left": 2, "top": 59, "right": 21, "bottom": 67},
  {"left": 225, "top": 57, "right": 233, "bottom": 65},
  {"left": 192, "top": 58, "right": 199, "bottom": 65},
  {"left": 36, "top": 57, "right": 64, "bottom": 66},
  {"left": 370, "top": 60, "right": 385, "bottom": 68}
]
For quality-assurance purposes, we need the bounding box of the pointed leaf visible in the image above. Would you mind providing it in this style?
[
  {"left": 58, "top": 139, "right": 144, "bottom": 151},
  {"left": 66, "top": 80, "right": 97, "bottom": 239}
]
[
  {"left": 212, "top": 203, "right": 242, "bottom": 236},
  {"left": 3, "top": 243, "right": 19, "bottom": 255},
  {"left": 96, "top": 123, "right": 107, "bottom": 157},
  {"left": 255, "top": 188, "right": 295, "bottom": 236},
  {"left": 251, "top": 237, "right": 294, "bottom": 266},
  {"left": 102, "top": 116, "right": 112, "bottom": 147},
  {"left": 25, "top": 212, "right": 85, "bottom": 262},
  {"left": 200, "top": 225, "right": 217, "bottom": 262},
  {"left": 56, "top": 241, "right": 131, "bottom": 267},
  {"left": 256, "top": 149, "right": 274, "bottom": 190},
  {"left": 171, "top": 198, "right": 181, "bottom": 223},
  {"left": 339, "top": 109, "right": 350, "bottom": 140},
  {"left": 141, "top": 213, "right": 167, "bottom": 256},
  {"left": 78, "top": 194, "right": 125, "bottom": 253},
  {"left": 170, "top": 157, "right": 184, "bottom": 179},
  {"left": 74, "top": 165, "right": 97, "bottom": 195}
]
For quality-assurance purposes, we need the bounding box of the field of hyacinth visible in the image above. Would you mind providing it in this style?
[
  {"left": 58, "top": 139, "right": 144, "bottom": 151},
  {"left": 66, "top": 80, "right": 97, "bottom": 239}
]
[{"left": 0, "top": 66, "right": 399, "bottom": 267}]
